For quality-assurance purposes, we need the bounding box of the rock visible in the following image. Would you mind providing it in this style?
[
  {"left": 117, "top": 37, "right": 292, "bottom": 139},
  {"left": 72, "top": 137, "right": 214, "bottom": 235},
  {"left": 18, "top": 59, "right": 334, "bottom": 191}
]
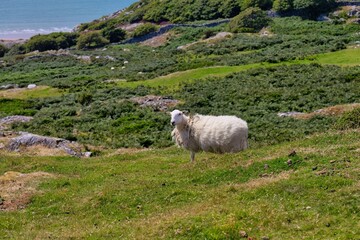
[
  {"left": 317, "top": 14, "right": 331, "bottom": 22},
  {"left": 7, "top": 132, "right": 82, "bottom": 157},
  {"left": 287, "top": 159, "right": 292, "bottom": 166},
  {"left": 0, "top": 84, "right": 19, "bottom": 90},
  {"left": 0, "top": 116, "right": 33, "bottom": 130},
  {"left": 130, "top": 95, "right": 179, "bottom": 111},
  {"left": 27, "top": 84, "right": 37, "bottom": 89},
  {"left": 277, "top": 112, "right": 303, "bottom": 117},
  {"left": 288, "top": 150, "right": 296, "bottom": 157},
  {"left": 239, "top": 230, "right": 248, "bottom": 238},
  {"left": 83, "top": 152, "right": 92, "bottom": 158}
]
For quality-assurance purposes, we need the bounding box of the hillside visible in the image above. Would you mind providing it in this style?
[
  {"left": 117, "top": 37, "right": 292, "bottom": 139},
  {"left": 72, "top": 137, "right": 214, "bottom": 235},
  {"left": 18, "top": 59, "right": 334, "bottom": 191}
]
[
  {"left": 0, "top": 1, "right": 360, "bottom": 239},
  {"left": 80, "top": 0, "right": 336, "bottom": 31},
  {"left": 1, "top": 129, "right": 359, "bottom": 239}
]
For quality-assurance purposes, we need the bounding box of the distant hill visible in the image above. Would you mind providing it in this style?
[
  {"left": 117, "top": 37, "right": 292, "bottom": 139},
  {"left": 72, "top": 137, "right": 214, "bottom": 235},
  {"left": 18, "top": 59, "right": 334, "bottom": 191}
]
[{"left": 79, "top": 0, "right": 337, "bottom": 32}]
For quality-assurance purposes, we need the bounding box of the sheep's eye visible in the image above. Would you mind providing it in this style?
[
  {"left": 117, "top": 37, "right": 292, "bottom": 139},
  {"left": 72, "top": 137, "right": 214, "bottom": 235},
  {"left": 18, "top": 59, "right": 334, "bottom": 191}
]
[{"left": 178, "top": 113, "right": 182, "bottom": 116}]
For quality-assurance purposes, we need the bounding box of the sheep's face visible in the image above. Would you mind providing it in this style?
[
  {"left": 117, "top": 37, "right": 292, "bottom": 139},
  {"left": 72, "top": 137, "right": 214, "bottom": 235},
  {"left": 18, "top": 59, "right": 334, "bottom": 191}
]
[{"left": 170, "top": 110, "right": 186, "bottom": 126}]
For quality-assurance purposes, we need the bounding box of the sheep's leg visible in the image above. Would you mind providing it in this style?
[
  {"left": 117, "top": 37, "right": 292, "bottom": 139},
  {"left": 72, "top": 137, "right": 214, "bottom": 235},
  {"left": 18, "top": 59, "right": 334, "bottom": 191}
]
[{"left": 190, "top": 151, "right": 195, "bottom": 162}]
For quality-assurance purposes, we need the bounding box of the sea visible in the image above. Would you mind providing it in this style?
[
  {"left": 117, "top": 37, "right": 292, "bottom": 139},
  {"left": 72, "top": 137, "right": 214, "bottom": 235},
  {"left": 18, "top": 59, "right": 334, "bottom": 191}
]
[{"left": 0, "top": 0, "right": 137, "bottom": 39}]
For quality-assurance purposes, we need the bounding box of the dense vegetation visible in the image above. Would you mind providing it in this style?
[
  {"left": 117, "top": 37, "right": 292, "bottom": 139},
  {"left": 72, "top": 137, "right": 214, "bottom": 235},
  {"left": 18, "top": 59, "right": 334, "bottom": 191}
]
[
  {"left": 87, "top": 0, "right": 336, "bottom": 26},
  {"left": 1, "top": 9, "right": 360, "bottom": 149},
  {"left": 0, "top": 0, "right": 341, "bottom": 53}
]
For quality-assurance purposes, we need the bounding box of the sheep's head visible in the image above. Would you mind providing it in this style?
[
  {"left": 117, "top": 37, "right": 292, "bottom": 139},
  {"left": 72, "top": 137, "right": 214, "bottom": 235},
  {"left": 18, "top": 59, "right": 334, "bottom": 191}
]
[{"left": 170, "top": 109, "right": 187, "bottom": 126}]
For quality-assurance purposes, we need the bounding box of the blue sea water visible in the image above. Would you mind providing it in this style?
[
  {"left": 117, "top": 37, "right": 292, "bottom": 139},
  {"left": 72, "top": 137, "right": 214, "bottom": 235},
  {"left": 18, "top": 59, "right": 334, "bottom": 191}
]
[{"left": 0, "top": 0, "right": 137, "bottom": 39}]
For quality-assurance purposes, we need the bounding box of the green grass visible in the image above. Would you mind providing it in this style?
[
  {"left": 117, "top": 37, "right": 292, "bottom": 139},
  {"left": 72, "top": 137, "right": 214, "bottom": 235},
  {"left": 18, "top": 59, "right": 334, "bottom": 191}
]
[
  {"left": 0, "top": 99, "right": 36, "bottom": 117},
  {"left": 117, "top": 63, "right": 280, "bottom": 89},
  {"left": 0, "top": 86, "right": 63, "bottom": 100},
  {"left": 0, "top": 129, "right": 359, "bottom": 239},
  {"left": 117, "top": 48, "right": 360, "bottom": 90},
  {"left": 314, "top": 47, "right": 360, "bottom": 66}
]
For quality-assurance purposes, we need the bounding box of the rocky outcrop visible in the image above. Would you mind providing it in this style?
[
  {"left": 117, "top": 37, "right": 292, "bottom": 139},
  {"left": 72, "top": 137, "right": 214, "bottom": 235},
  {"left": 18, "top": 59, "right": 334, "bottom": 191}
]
[
  {"left": 131, "top": 95, "right": 179, "bottom": 111},
  {"left": 6, "top": 132, "right": 84, "bottom": 157},
  {"left": 0, "top": 116, "right": 33, "bottom": 130},
  {"left": 121, "top": 19, "right": 230, "bottom": 45}
]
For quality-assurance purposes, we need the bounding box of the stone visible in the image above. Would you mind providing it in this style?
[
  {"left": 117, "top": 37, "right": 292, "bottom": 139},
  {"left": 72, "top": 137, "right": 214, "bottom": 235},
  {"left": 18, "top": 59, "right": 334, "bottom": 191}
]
[
  {"left": 83, "top": 152, "right": 92, "bottom": 158},
  {"left": 27, "top": 84, "right": 37, "bottom": 89},
  {"left": 239, "top": 230, "right": 248, "bottom": 238},
  {"left": 0, "top": 84, "right": 19, "bottom": 90}
]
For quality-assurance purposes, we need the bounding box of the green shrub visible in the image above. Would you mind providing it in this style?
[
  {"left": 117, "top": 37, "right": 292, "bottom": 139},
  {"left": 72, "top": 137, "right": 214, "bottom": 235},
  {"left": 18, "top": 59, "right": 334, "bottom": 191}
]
[
  {"left": 25, "top": 32, "right": 78, "bottom": 52},
  {"left": 132, "top": 23, "right": 158, "bottom": 38},
  {"left": 4, "top": 44, "right": 25, "bottom": 56},
  {"left": 0, "top": 99, "right": 37, "bottom": 117},
  {"left": 273, "top": 0, "right": 292, "bottom": 12},
  {"left": 76, "top": 92, "right": 93, "bottom": 106},
  {"left": 0, "top": 44, "right": 8, "bottom": 57},
  {"left": 240, "top": 0, "right": 273, "bottom": 10},
  {"left": 228, "top": 7, "right": 271, "bottom": 33},
  {"left": 334, "top": 108, "right": 360, "bottom": 130},
  {"left": 76, "top": 31, "right": 109, "bottom": 50},
  {"left": 102, "top": 28, "right": 126, "bottom": 43}
]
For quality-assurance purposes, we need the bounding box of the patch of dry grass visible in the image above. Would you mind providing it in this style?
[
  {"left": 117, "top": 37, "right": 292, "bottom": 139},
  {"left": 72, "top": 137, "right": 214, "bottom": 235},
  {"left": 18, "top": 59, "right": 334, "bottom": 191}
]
[
  {"left": 293, "top": 103, "right": 360, "bottom": 120},
  {"left": 0, "top": 171, "right": 55, "bottom": 211}
]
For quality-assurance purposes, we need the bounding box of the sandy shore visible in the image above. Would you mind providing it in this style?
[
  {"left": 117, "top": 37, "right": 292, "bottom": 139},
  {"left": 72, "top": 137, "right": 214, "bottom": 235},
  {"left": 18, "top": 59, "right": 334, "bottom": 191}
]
[{"left": 0, "top": 39, "right": 27, "bottom": 48}]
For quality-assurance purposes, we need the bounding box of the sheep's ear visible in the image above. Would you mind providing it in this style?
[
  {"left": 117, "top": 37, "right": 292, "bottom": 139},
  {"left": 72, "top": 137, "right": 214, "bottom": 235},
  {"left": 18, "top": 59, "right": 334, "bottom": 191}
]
[{"left": 183, "top": 110, "right": 189, "bottom": 114}]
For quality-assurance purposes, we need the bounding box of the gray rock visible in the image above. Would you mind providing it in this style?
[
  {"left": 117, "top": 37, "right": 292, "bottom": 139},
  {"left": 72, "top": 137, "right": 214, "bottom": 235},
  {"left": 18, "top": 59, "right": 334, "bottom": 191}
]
[
  {"left": 277, "top": 112, "right": 303, "bottom": 117},
  {"left": 83, "top": 152, "right": 92, "bottom": 158},
  {"left": 7, "top": 132, "right": 82, "bottom": 157},
  {"left": 0, "top": 116, "right": 33, "bottom": 130},
  {"left": 0, "top": 84, "right": 19, "bottom": 90}
]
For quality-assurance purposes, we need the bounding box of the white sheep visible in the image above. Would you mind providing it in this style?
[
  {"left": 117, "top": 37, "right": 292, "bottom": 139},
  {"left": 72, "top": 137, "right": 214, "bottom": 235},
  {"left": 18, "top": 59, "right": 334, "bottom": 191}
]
[{"left": 170, "top": 109, "right": 248, "bottom": 162}]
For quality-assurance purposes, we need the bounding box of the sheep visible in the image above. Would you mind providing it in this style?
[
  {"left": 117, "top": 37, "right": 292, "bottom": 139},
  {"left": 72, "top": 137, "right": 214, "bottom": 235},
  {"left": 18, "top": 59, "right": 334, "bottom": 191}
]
[{"left": 170, "top": 109, "right": 248, "bottom": 162}]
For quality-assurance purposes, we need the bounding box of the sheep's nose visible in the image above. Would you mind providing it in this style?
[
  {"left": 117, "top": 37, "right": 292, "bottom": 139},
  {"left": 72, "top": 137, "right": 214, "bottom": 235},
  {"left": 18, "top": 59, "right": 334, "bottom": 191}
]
[{"left": 171, "top": 121, "right": 175, "bottom": 126}]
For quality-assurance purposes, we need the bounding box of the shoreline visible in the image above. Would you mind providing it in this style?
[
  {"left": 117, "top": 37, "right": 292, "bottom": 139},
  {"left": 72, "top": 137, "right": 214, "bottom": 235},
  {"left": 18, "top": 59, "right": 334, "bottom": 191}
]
[{"left": 0, "top": 39, "right": 27, "bottom": 48}]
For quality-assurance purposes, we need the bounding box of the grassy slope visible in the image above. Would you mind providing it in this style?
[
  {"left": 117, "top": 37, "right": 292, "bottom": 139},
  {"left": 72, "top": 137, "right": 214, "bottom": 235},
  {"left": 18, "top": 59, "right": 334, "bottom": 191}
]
[
  {"left": 117, "top": 48, "right": 360, "bottom": 90},
  {"left": 0, "top": 129, "right": 359, "bottom": 239}
]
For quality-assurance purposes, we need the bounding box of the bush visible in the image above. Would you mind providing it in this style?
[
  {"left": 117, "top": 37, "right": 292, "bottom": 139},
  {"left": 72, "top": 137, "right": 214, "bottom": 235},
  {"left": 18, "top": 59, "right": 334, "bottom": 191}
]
[
  {"left": 76, "top": 92, "right": 93, "bottom": 106},
  {"left": 241, "top": 0, "right": 274, "bottom": 10},
  {"left": 228, "top": 7, "right": 271, "bottom": 33},
  {"left": 25, "top": 32, "right": 78, "bottom": 52},
  {"left": 132, "top": 23, "right": 158, "bottom": 38},
  {"left": 4, "top": 44, "right": 25, "bottom": 56},
  {"left": 76, "top": 31, "right": 109, "bottom": 49},
  {"left": 334, "top": 108, "right": 360, "bottom": 130},
  {"left": 102, "top": 28, "right": 126, "bottom": 43},
  {"left": 274, "top": 0, "right": 336, "bottom": 18},
  {"left": 0, "top": 44, "right": 8, "bottom": 57},
  {"left": 273, "top": 0, "right": 292, "bottom": 12}
]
